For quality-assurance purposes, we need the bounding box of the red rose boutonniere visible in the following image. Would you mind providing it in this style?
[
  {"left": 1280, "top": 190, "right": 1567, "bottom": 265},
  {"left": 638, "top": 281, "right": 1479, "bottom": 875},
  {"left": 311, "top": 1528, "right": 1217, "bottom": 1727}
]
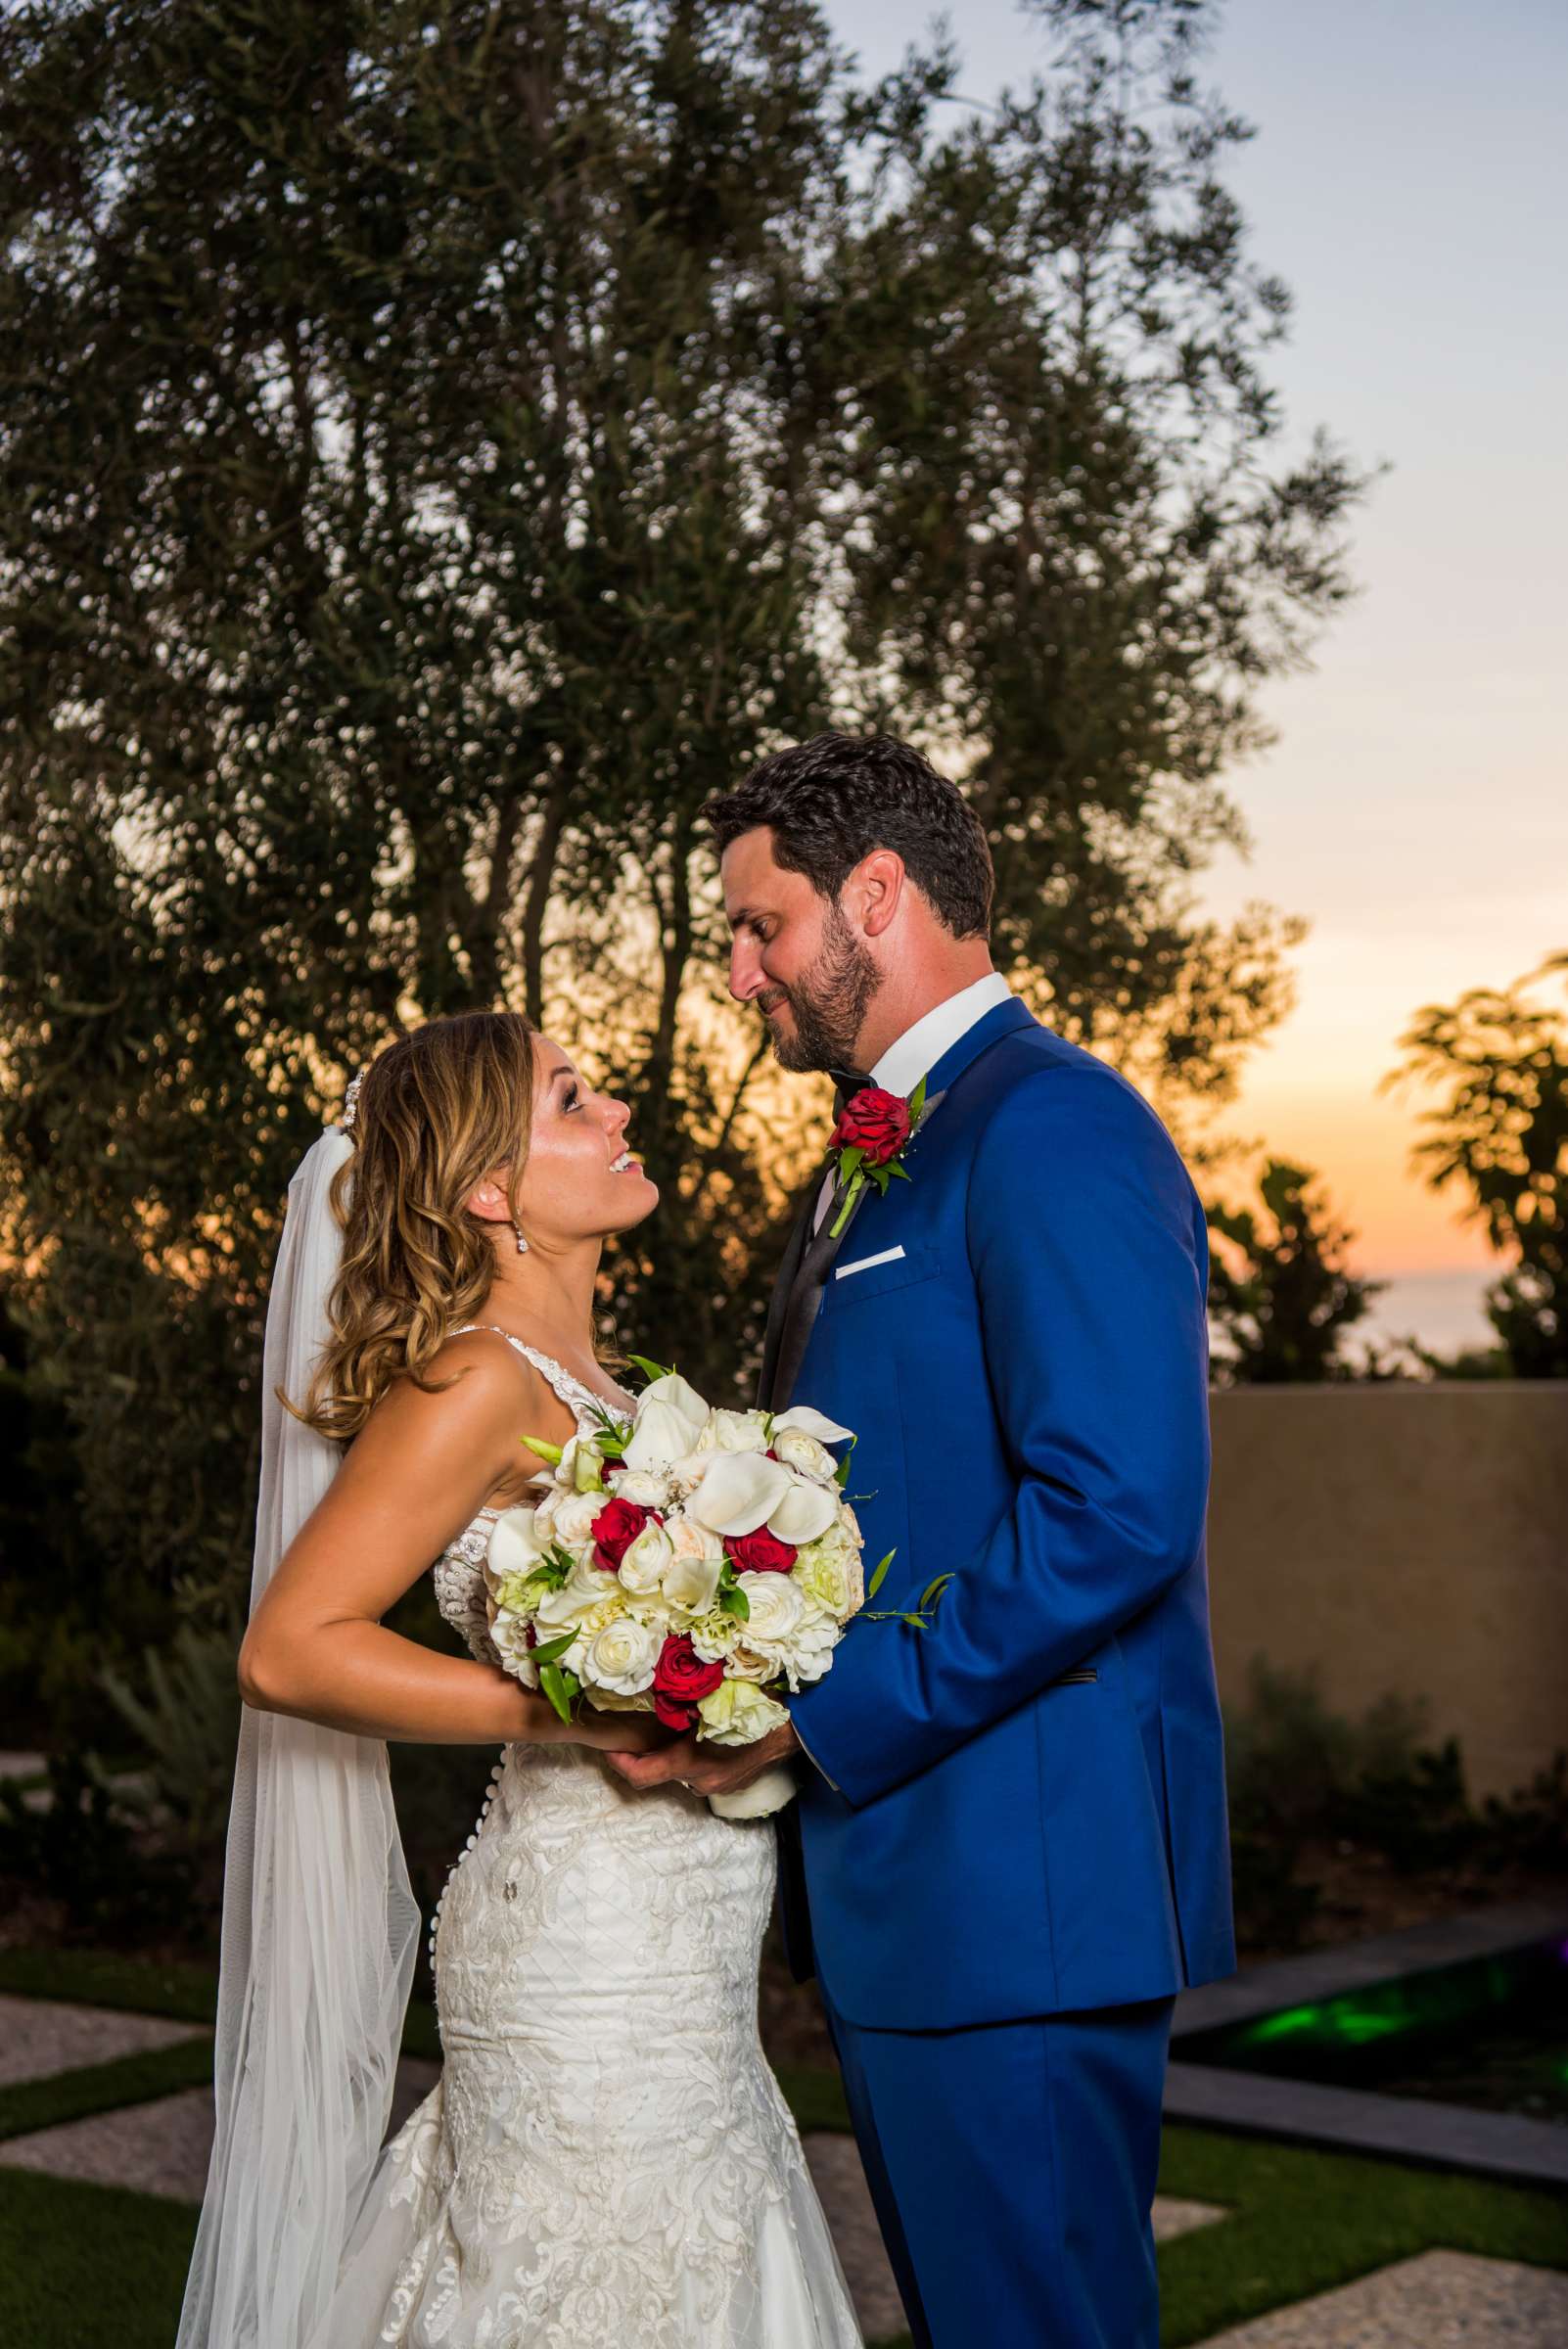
[{"left": 826, "top": 1075, "right": 928, "bottom": 1238}]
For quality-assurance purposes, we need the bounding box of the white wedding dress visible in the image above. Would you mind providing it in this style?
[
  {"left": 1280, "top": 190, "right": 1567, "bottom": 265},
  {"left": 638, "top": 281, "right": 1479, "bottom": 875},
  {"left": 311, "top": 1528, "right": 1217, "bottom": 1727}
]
[{"left": 306, "top": 1331, "right": 862, "bottom": 2349}]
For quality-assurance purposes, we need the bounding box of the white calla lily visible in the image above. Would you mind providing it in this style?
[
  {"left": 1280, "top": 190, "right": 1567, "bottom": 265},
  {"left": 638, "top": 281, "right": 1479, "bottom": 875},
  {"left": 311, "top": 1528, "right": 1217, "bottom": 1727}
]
[
  {"left": 623, "top": 1396, "right": 708, "bottom": 1473},
  {"left": 662, "top": 1550, "right": 723, "bottom": 1613},
  {"left": 685, "top": 1449, "right": 793, "bottom": 1537},
  {"left": 766, "top": 1477, "right": 840, "bottom": 1545},
  {"left": 485, "top": 1506, "right": 545, "bottom": 1582},
  {"left": 638, "top": 1371, "right": 710, "bottom": 1440},
  {"left": 770, "top": 1405, "right": 854, "bottom": 1445}
]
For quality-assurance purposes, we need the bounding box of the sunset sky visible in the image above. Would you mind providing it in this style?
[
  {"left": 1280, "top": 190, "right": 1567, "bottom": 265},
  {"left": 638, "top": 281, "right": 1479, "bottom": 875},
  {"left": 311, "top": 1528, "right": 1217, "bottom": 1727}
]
[{"left": 826, "top": 0, "right": 1566, "bottom": 1346}]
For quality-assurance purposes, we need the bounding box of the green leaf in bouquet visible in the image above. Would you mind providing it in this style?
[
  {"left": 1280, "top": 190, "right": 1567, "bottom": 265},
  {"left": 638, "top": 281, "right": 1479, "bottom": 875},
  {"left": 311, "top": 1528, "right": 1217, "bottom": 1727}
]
[
  {"left": 919, "top": 1573, "right": 954, "bottom": 1610},
  {"left": 866, "top": 1549, "right": 896, "bottom": 1600},
  {"left": 587, "top": 1402, "right": 631, "bottom": 1455},
  {"left": 898, "top": 1613, "right": 929, "bottom": 1631},
  {"left": 833, "top": 1434, "right": 858, "bottom": 1489},
  {"left": 718, "top": 1584, "right": 751, "bottom": 1622},
  {"left": 887, "top": 1158, "right": 912, "bottom": 1181},
  {"left": 627, "top": 1353, "right": 676, "bottom": 1386},
  {"left": 538, "top": 1662, "right": 576, "bottom": 1726},
  {"left": 521, "top": 1544, "right": 576, "bottom": 1594},
  {"left": 530, "top": 1630, "right": 581, "bottom": 1667},
  {"left": 521, "top": 1435, "right": 564, "bottom": 1464}
]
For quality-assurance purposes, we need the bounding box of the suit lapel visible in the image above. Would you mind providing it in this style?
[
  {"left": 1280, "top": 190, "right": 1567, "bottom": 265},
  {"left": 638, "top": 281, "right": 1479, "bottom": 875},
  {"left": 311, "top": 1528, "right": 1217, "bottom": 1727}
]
[
  {"left": 757, "top": 1178, "right": 820, "bottom": 1408},
  {"left": 758, "top": 999, "right": 1037, "bottom": 1410}
]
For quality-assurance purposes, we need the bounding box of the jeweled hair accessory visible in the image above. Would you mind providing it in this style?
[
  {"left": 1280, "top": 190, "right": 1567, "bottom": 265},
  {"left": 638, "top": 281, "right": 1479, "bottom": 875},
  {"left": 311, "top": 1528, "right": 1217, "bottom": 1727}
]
[{"left": 341, "top": 1069, "right": 366, "bottom": 1132}]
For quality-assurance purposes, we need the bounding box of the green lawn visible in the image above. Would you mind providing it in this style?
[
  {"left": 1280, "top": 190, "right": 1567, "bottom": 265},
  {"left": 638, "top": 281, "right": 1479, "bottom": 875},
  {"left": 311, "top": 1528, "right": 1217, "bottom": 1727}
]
[{"left": 2, "top": 1951, "right": 1565, "bottom": 2349}]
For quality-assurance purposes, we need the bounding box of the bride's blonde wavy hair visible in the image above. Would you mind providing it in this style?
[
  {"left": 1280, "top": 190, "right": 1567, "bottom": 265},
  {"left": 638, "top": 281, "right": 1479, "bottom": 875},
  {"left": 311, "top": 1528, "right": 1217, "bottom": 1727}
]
[{"left": 288, "top": 1009, "right": 538, "bottom": 1442}]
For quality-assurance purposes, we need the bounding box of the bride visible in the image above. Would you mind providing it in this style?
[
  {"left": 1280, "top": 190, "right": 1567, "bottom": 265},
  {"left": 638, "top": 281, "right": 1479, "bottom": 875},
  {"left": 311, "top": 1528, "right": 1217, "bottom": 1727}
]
[{"left": 179, "top": 1009, "right": 861, "bottom": 2349}]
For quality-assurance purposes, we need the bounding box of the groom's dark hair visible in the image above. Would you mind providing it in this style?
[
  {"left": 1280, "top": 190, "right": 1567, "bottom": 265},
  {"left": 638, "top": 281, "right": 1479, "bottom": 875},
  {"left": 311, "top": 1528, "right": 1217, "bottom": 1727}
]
[{"left": 703, "top": 733, "right": 993, "bottom": 941}]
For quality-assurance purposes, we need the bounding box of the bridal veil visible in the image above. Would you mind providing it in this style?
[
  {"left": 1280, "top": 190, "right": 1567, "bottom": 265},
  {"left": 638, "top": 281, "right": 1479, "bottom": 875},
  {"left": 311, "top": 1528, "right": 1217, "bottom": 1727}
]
[{"left": 177, "top": 1120, "right": 419, "bottom": 2349}]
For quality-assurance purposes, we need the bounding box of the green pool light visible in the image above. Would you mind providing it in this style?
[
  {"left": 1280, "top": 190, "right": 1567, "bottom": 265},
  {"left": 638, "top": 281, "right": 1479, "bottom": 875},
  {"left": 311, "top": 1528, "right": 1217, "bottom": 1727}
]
[
  {"left": 1234, "top": 1952, "right": 1543, "bottom": 2063},
  {"left": 1245, "top": 1998, "right": 1414, "bottom": 2050}
]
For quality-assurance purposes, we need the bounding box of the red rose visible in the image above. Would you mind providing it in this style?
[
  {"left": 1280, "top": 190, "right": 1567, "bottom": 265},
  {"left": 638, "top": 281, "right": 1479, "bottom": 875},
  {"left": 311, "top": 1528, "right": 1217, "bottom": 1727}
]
[
  {"left": 723, "top": 1527, "right": 798, "bottom": 1576},
  {"left": 590, "top": 1496, "right": 658, "bottom": 1572},
  {"left": 830, "top": 1084, "right": 911, "bottom": 1168},
  {"left": 651, "top": 1633, "right": 725, "bottom": 1729}
]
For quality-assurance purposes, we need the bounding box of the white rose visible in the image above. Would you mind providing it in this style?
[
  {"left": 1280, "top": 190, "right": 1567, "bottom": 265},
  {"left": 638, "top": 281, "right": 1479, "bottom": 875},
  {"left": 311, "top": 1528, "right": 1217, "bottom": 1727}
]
[
  {"left": 668, "top": 1450, "right": 715, "bottom": 1493},
  {"left": 695, "top": 1679, "right": 791, "bottom": 1746},
  {"left": 579, "top": 1613, "right": 661, "bottom": 1697},
  {"left": 662, "top": 1548, "right": 723, "bottom": 1615},
  {"left": 771, "top": 1426, "right": 838, "bottom": 1482},
  {"left": 533, "top": 1555, "right": 616, "bottom": 1635},
  {"left": 665, "top": 1514, "right": 720, "bottom": 1562},
  {"left": 721, "top": 1642, "right": 779, "bottom": 1683},
  {"left": 549, "top": 1491, "right": 604, "bottom": 1548},
  {"left": 609, "top": 1466, "right": 671, "bottom": 1509},
  {"left": 734, "top": 1571, "right": 806, "bottom": 1645},
  {"left": 618, "top": 1520, "right": 674, "bottom": 1595},
  {"left": 708, "top": 1408, "right": 770, "bottom": 1454},
  {"left": 486, "top": 1606, "right": 540, "bottom": 1687}
]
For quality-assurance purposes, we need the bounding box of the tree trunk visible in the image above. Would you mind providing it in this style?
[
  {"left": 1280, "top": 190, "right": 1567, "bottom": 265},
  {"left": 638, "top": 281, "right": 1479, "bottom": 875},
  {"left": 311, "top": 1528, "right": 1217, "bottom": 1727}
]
[{"left": 520, "top": 772, "right": 572, "bottom": 1022}]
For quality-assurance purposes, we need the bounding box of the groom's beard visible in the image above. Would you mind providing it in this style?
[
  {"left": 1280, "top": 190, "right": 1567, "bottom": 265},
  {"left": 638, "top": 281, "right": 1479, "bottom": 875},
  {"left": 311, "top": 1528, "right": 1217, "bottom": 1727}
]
[{"left": 762, "top": 902, "right": 884, "bottom": 1075}]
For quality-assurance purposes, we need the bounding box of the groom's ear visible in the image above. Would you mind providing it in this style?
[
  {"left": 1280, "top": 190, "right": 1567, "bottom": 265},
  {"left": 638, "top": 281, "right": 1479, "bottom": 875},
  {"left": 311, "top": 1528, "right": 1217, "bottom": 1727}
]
[{"left": 845, "top": 848, "right": 906, "bottom": 941}]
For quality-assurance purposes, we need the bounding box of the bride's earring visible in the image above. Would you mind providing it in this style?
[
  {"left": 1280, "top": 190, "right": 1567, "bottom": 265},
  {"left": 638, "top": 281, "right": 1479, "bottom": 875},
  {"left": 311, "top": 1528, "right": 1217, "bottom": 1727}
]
[{"left": 512, "top": 1222, "right": 530, "bottom": 1255}]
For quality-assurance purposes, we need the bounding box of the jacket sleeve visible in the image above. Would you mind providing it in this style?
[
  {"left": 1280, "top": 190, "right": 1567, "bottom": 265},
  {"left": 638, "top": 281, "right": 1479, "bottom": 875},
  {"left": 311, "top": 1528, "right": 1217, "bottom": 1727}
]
[{"left": 789, "top": 1061, "right": 1212, "bottom": 1809}]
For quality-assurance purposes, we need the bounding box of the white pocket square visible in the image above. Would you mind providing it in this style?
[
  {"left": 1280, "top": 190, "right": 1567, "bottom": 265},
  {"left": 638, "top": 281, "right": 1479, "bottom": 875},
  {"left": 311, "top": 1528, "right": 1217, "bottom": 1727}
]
[{"left": 834, "top": 1245, "right": 905, "bottom": 1280}]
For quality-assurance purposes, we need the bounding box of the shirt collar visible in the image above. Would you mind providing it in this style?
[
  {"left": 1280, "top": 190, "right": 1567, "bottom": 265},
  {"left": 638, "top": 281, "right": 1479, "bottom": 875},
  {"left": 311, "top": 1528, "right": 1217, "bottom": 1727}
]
[{"left": 870, "top": 971, "right": 1013, "bottom": 1100}]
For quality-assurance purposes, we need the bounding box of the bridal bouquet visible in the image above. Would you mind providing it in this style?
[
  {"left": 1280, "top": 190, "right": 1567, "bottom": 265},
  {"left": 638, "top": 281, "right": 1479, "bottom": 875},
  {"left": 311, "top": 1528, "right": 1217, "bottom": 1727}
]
[{"left": 482, "top": 1368, "right": 876, "bottom": 1819}]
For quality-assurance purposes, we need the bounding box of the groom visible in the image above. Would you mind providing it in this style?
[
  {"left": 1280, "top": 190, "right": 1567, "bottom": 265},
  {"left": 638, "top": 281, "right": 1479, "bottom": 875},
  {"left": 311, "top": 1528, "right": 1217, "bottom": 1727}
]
[{"left": 611, "top": 732, "right": 1234, "bottom": 2347}]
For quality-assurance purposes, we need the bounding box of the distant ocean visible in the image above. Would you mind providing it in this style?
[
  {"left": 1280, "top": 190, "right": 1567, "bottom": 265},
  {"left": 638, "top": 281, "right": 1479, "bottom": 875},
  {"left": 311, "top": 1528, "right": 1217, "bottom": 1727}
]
[{"left": 1359, "top": 1267, "right": 1496, "bottom": 1359}]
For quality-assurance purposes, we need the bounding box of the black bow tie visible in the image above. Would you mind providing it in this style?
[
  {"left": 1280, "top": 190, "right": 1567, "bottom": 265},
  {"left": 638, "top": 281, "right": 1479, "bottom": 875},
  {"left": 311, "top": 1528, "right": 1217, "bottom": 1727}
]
[{"left": 829, "top": 1066, "right": 874, "bottom": 1116}]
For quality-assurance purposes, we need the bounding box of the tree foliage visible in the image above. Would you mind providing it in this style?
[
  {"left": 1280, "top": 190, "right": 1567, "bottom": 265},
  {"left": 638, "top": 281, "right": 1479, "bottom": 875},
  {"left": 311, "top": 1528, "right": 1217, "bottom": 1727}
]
[
  {"left": 0, "top": 0, "right": 1365, "bottom": 1618},
  {"left": 1387, "top": 954, "right": 1568, "bottom": 1377},
  {"left": 1207, "top": 1159, "right": 1384, "bottom": 1385}
]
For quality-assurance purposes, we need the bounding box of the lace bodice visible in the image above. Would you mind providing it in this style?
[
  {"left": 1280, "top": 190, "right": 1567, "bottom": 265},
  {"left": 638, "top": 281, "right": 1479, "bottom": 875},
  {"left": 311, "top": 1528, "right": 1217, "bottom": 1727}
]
[{"left": 431, "top": 1325, "right": 631, "bottom": 1664}]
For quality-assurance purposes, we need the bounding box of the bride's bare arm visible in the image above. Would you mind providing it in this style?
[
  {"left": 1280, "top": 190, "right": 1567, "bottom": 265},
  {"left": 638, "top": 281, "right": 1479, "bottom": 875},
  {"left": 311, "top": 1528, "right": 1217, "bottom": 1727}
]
[{"left": 237, "top": 1337, "right": 664, "bottom": 1753}]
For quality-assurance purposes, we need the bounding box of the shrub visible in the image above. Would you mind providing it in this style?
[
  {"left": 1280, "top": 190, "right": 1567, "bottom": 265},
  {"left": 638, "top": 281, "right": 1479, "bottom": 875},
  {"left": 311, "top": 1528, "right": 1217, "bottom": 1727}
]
[{"left": 0, "top": 1754, "right": 189, "bottom": 1936}]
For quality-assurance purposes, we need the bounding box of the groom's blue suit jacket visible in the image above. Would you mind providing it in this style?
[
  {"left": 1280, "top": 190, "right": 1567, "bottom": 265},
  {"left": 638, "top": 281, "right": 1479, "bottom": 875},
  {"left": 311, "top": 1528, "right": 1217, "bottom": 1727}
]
[{"left": 782, "top": 997, "right": 1235, "bottom": 2030}]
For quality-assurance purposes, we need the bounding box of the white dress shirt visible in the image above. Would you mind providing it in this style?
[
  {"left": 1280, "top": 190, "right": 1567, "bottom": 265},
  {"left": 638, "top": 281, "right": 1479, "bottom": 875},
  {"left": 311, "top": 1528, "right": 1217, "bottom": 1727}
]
[{"left": 812, "top": 970, "right": 1013, "bottom": 1231}]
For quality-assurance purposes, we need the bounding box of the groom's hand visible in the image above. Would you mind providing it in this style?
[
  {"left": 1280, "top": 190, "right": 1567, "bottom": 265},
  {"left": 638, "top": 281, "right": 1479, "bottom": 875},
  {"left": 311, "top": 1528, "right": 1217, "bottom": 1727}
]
[{"left": 605, "top": 1717, "right": 800, "bottom": 1798}]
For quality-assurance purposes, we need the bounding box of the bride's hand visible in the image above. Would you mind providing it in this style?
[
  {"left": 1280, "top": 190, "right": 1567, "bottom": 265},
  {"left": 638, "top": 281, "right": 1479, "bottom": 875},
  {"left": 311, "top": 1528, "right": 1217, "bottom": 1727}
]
[{"left": 556, "top": 1705, "right": 672, "bottom": 1755}]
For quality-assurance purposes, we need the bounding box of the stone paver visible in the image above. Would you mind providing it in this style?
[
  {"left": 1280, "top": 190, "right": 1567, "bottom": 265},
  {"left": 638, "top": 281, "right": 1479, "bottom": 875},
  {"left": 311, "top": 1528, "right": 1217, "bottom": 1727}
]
[
  {"left": 802, "top": 2131, "right": 1223, "bottom": 2342},
  {"left": 1198, "top": 2249, "right": 1568, "bottom": 2345},
  {"left": 0, "top": 2055, "right": 441, "bottom": 2202},
  {"left": 0, "top": 1992, "right": 208, "bottom": 2089},
  {"left": 1155, "top": 2194, "right": 1227, "bottom": 2242}
]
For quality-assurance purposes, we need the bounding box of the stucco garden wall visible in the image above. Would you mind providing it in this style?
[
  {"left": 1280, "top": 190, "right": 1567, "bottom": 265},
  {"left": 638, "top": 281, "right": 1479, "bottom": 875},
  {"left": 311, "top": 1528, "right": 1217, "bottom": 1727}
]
[{"left": 1206, "top": 1384, "right": 1568, "bottom": 1798}]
